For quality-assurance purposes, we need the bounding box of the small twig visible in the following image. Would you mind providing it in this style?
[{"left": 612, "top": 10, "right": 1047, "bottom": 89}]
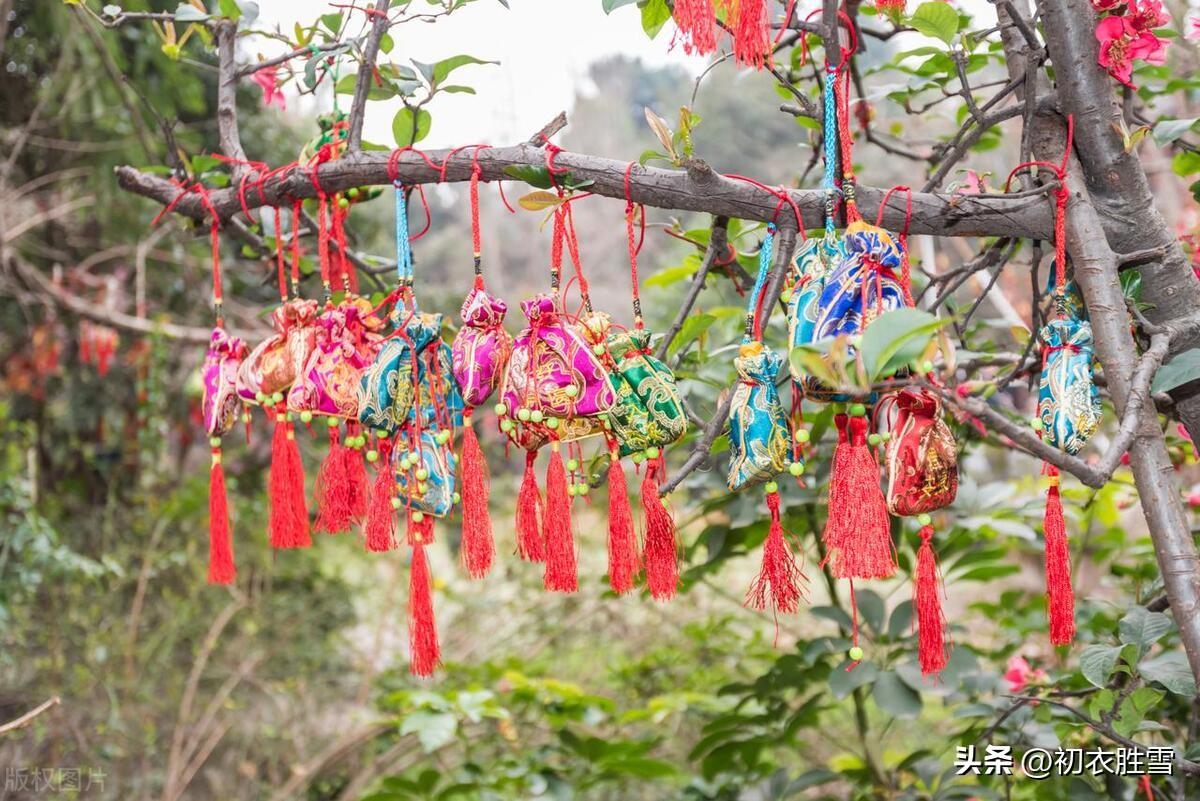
[
  {"left": 655, "top": 216, "right": 729, "bottom": 361},
  {"left": 0, "top": 696, "right": 61, "bottom": 735}
]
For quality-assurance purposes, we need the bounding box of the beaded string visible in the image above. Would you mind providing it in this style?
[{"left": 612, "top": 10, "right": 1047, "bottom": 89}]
[{"left": 743, "top": 223, "right": 777, "bottom": 344}]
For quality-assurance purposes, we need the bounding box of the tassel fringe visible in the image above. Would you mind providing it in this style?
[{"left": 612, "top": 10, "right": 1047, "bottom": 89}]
[
  {"left": 269, "top": 409, "right": 311, "bottom": 549},
  {"left": 914, "top": 524, "right": 949, "bottom": 676},
  {"left": 1042, "top": 464, "right": 1075, "bottom": 646},
  {"left": 543, "top": 445, "right": 578, "bottom": 593},
  {"left": 460, "top": 414, "right": 495, "bottom": 579},
  {"left": 208, "top": 446, "right": 236, "bottom": 585},
  {"left": 516, "top": 450, "right": 545, "bottom": 562},
  {"left": 642, "top": 455, "right": 679, "bottom": 601},
  {"left": 823, "top": 414, "right": 893, "bottom": 579},
  {"left": 408, "top": 536, "right": 440, "bottom": 677},
  {"left": 606, "top": 454, "right": 640, "bottom": 594},
  {"left": 746, "top": 491, "right": 805, "bottom": 614}
]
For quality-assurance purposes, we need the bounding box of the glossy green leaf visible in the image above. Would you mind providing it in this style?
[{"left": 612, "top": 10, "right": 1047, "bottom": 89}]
[
  {"left": 908, "top": 1, "right": 960, "bottom": 45},
  {"left": 392, "top": 106, "right": 432, "bottom": 146}
]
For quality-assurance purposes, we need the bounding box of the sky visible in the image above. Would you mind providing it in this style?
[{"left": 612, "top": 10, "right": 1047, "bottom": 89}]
[{"left": 258, "top": 0, "right": 707, "bottom": 148}]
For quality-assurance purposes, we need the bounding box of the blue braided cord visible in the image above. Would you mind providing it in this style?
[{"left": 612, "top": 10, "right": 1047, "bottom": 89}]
[
  {"left": 822, "top": 66, "right": 838, "bottom": 231},
  {"left": 394, "top": 182, "right": 413, "bottom": 286},
  {"left": 743, "top": 224, "right": 777, "bottom": 342}
]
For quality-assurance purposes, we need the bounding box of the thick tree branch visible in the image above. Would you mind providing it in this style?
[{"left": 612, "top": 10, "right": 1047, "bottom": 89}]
[
  {"left": 115, "top": 137, "right": 1054, "bottom": 240},
  {"left": 215, "top": 20, "right": 247, "bottom": 178}
]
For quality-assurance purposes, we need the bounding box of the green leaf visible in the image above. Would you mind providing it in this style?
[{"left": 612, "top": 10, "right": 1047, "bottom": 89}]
[
  {"left": 393, "top": 107, "right": 432, "bottom": 146},
  {"left": 217, "top": 0, "right": 240, "bottom": 19},
  {"left": 858, "top": 308, "right": 946, "bottom": 380},
  {"left": 1152, "top": 348, "right": 1200, "bottom": 393},
  {"left": 645, "top": 263, "right": 697, "bottom": 289},
  {"left": 640, "top": 0, "right": 671, "bottom": 39},
  {"left": 669, "top": 313, "right": 716, "bottom": 355},
  {"left": 503, "top": 164, "right": 554, "bottom": 189},
  {"left": 414, "top": 54, "right": 497, "bottom": 89},
  {"left": 602, "top": 0, "right": 639, "bottom": 11},
  {"left": 828, "top": 661, "right": 878, "bottom": 699},
  {"left": 872, "top": 672, "right": 922, "bottom": 718},
  {"left": 1079, "top": 644, "right": 1121, "bottom": 688},
  {"left": 1152, "top": 118, "right": 1200, "bottom": 146},
  {"left": 887, "top": 600, "right": 913, "bottom": 639},
  {"left": 400, "top": 710, "right": 458, "bottom": 751},
  {"left": 1119, "top": 607, "right": 1173, "bottom": 655},
  {"left": 856, "top": 589, "right": 885, "bottom": 636},
  {"left": 320, "top": 12, "right": 343, "bottom": 33},
  {"left": 174, "top": 3, "right": 209, "bottom": 21},
  {"left": 908, "top": 1, "right": 960, "bottom": 45},
  {"left": 1113, "top": 686, "right": 1164, "bottom": 737},
  {"left": 1139, "top": 652, "right": 1197, "bottom": 696}
]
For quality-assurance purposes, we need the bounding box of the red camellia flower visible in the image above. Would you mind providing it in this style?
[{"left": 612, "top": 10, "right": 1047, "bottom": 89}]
[
  {"left": 252, "top": 67, "right": 286, "bottom": 110},
  {"left": 1127, "top": 0, "right": 1170, "bottom": 31},
  {"left": 1096, "top": 16, "right": 1168, "bottom": 88},
  {"left": 1004, "top": 655, "right": 1047, "bottom": 693}
]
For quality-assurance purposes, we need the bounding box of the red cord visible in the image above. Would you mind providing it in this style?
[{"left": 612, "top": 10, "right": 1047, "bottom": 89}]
[
  {"left": 623, "top": 162, "right": 647, "bottom": 327},
  {"left": 724, "top": 173, "right": 806, "bottom": 236},
  {"left": 878, "top": 185, "right": 916, "bottom": 306}
]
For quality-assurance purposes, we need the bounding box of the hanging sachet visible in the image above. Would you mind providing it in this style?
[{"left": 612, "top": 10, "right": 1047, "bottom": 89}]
[
  {"left": 236, "top": 299, "right": 320, "bottom": 404},
  {"left": 203, "top": 328, "right": 246, "bottom": 440},
  {"left": 881, "top": 388, "right": 958, "bottom": 516},
  {"left": 787, "top": 64, "right": 847, "bottom": 381},
  {"left": 1005, "top": 118, "right": 1086, "bottom": 647},
  {"left": 726, "top": 223, "right": 807, "bottom": 617},
  {"left": 1037, "top": 317, "right": 1100, "bottom": 456}
]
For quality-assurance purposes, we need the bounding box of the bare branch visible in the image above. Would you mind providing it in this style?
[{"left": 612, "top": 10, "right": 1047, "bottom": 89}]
[
  {"left": 0, "top": 696, "right": 60, "bottom": 735},
  {"left": 347, "top": 0, "right": 393, "bottom": 152},
  {"left": 655, "top": 216, "right": 729, "bottom": 361}
]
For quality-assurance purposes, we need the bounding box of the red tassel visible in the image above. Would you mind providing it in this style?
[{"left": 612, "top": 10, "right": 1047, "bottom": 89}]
[
  {"left": 673, "top": 0, "right": 718, "bottom": 55},
  {"left": 1043, "top": 464, "right": 1075, "bottom": 645},
  {"left": 823, "top": 415, "right": 893, "bottom": 579},
  {"left": 543, "top": 444, "right": 578, "bottom": 593},
  {"left": 315, "top": 425, "right": 353, "bottom": 533},
  {"left": 460, "top": 413, "right": 495, "bottom": 579},
  {"left": 728, "top": 0, "right": 769, "bottom": 69},
  {"left": 746, "top": 491, "right": 805, "bottom": 614},
  {"left": 642, "top": 455, "right": 679, "bottom": 601},
  {"left": 516, "top": 450, "right": 545, "bottom": 562},
  {"left": 208, "top": 446, "right": 236, "bottom": 585},
  {"left": 344, "top": 425, "right": 369, "bottom": 524},
  {"left": 408, "top": 537, "right": 441, "bottom": 677},
  {"left": 269, "top": 409, "right": 311, "bottom": 549},
  {"left": 914, "top": 524, "right": 949, "bottom": 676},
  {"left": 364, "top": 439, "right": 396, "bottom": 553},
  {"left": 606, "top": 453, "right": 639, "bottom": 595},
  {"left": 821, "top": 413, "right": 851, "bottom": 551}
]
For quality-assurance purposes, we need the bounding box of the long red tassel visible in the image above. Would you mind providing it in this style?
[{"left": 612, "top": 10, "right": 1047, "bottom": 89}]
[
  {"left": 516, "top": 450, "right": 545, "bottom": 562},
  {"left": 824, "top": 415, "right": 893, "bottom": 579},
  {"left": 821, "top": 413, "right": 851, "bottom": 551},
  {"left": 606, "top": 452, "right": 639, "bottom": 594},
  {"left": 642, "top": 455, "right": 679, "bottom": 601},
  {"left": 728, "top": 0, "right": 769, "bottom": 69},
  {"left": 408, "top": 520, "right": 440, "bottom": 677},
  {"left": 1043, "top": 464, "right": 1075, "bottom": 645},
  {"left": 269, "top": 407, "right": 311, "bottom": 549},
  {"left": 459, "top": 413, "right": 494, "bottom": 579},
  {"left": 344, "top": 424, "right": 369, "bottom": 524},
  {"left": 914, "top": 523, "right": 949, "bottom": 676},
  {"left": 746, "top": 490, "right": 804, "bottom": 614},
  {"left": 364, "top": 439, "right": 396, "bottom": 553},
  {"left": 208, "top": 445, "right": 236, "bottom": 585},
  {"left": 315, "top": 424, "right": 353, "bottom": 533},
  {"left": 672, "top": 0, "right": 718, "bottom": 55},
  {"left": 543, "top": 444, "right": 578, "bottom": 593}
]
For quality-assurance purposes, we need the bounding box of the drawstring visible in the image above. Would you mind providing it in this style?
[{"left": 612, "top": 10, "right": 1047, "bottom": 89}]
[
  {"left": 624, "top": 162, "right": 647, "bottom": 328},
  {"left": 743, "top": 223, "right": 777, "bottom": 343},
  {"left": 878, "top": 185, "right": 915, "bottom": 307}
]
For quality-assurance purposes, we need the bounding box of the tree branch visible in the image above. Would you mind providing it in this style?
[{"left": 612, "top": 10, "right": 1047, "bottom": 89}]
[
  {"left": 115, "top": 137, "right": 1055, "bottom": 240},
  {"left": 346, "top": 0, "right": 392, "bottom": 152},
  {"left": 655, "top": 216, "right": 729, "bottom": 361},
  {"left": 0, "top": 696, "right": 60, "bottom": 735}
]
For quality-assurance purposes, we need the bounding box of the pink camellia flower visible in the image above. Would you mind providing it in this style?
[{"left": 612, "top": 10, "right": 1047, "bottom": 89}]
[
  {"left": 1096, "top": 16, "right": 1169, "bottom": 88},
  {"left": 1004, "top": 655, "right": 1047, "bottom": 693},
  {"left": 1187, "top": 17, "right": 1200, "bottom": 42},
  {"left": 252, "top": 67, "right": 286, "bottom": 110},
  {"left": 1091, "top": 0, "right": 1123, "bottom": 12}
]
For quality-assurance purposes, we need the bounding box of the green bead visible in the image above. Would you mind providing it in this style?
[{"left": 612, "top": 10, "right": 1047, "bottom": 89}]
[
  {"left": 416, "top": 468, "right": 430, "bottom": 481},
  {"left": 921, "top": 360, "right": 934, "bottom": 373},
  {"left": 881, "top": 432, "right": 892, "bottom": 443},
  {"left": 494, "top": 403, "right": 508, "bottom": 417},
  {"left": 849, "top": 646, "right": 864, "bottom": 661},
  {"left": 591, "top": 344, "right": 605, "bottom": 356},
  {"left": 796, "top": 429, "right": 810, "bottom": 443},
  {"left": 255, "top": 391, "right": 266, "bottom": 403},
  {"left": 366, "top": 450, "right": 379, "bottom": 463},
  {"left": 517, "top": 408, "right": 532, "bottom": 422},
  {"left": 567, "top": 485, "right": 578, "bottom": 497},
  {"left": 918, "top": 513, "right": 933, "bottom": 526},
  {"left": 1032, "top": 417, "right": 1043, "bottom": 431},
  {"left": 631, "top": 453, "right": 645, "bottom": 465},
  {"left": 338, "top": 197, "right": 350, "bottom": 209},
  {"left": 566, "top": 458, "right": 579, "bottom": 471},
  {"left": 209, "top": 436, "right": 222, "bottom": 448},
  {"left": 347, "top": 187, "right": 360, "bottom": 200},
  {"left": 780, "top": 289, "right": 793, "bottom": 303},
  {"left": 452, "top": 492, "right": 461, "bottom": 504},
  {"left": 391, "top": 497, "right": 403, "bottom": 510},
  {"left": 500, "top": 419, "right": 514, "bottom": 432},
  {"left": 299, "top": 410, "right": 313, "bottom": 424},
  {"left": 577, "top": 483, "right": 590, "bottom": 496},
  {"left": 412, "top": 511, "right": 425, "bottom": 522},
  {"left": 546, "top": 418, "right": 559, "bottom": 430},
  {"left": 867, "top": 433, "right": 882, "bottom": 446},
  {"left": 530, "top": 409, "right": 544, "bottom": 423},
  {"left": 849, "top": 403, "right": 867, "bottom": 418},
  {"left": 563, "top": 385, "right": 579, "bottom": 398},
  {"left": 788, "top": 462, "right": 804, "bottom": 477},
  {"left": 417, "top": 482, "right": 429, "bottom": 493},
  {"left": 765, "top": 481, "right": 779, "bottom": 495},
  {"left": 327, "top": 416, "right": 339, "bottom": 427},
  {"left": 436, "top": 431, "right": 451, "bottom": 444},
  {"left": 646, "top": 446, "right": 660, "bottom": 459}
]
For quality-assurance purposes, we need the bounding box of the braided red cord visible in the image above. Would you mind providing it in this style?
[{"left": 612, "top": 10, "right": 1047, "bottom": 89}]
[
  {"left": 623, "top": 162, "right": 647, "bottom": 327},
  {"left": 878, "top": 185, "right": 915, "bottom": 306}
]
